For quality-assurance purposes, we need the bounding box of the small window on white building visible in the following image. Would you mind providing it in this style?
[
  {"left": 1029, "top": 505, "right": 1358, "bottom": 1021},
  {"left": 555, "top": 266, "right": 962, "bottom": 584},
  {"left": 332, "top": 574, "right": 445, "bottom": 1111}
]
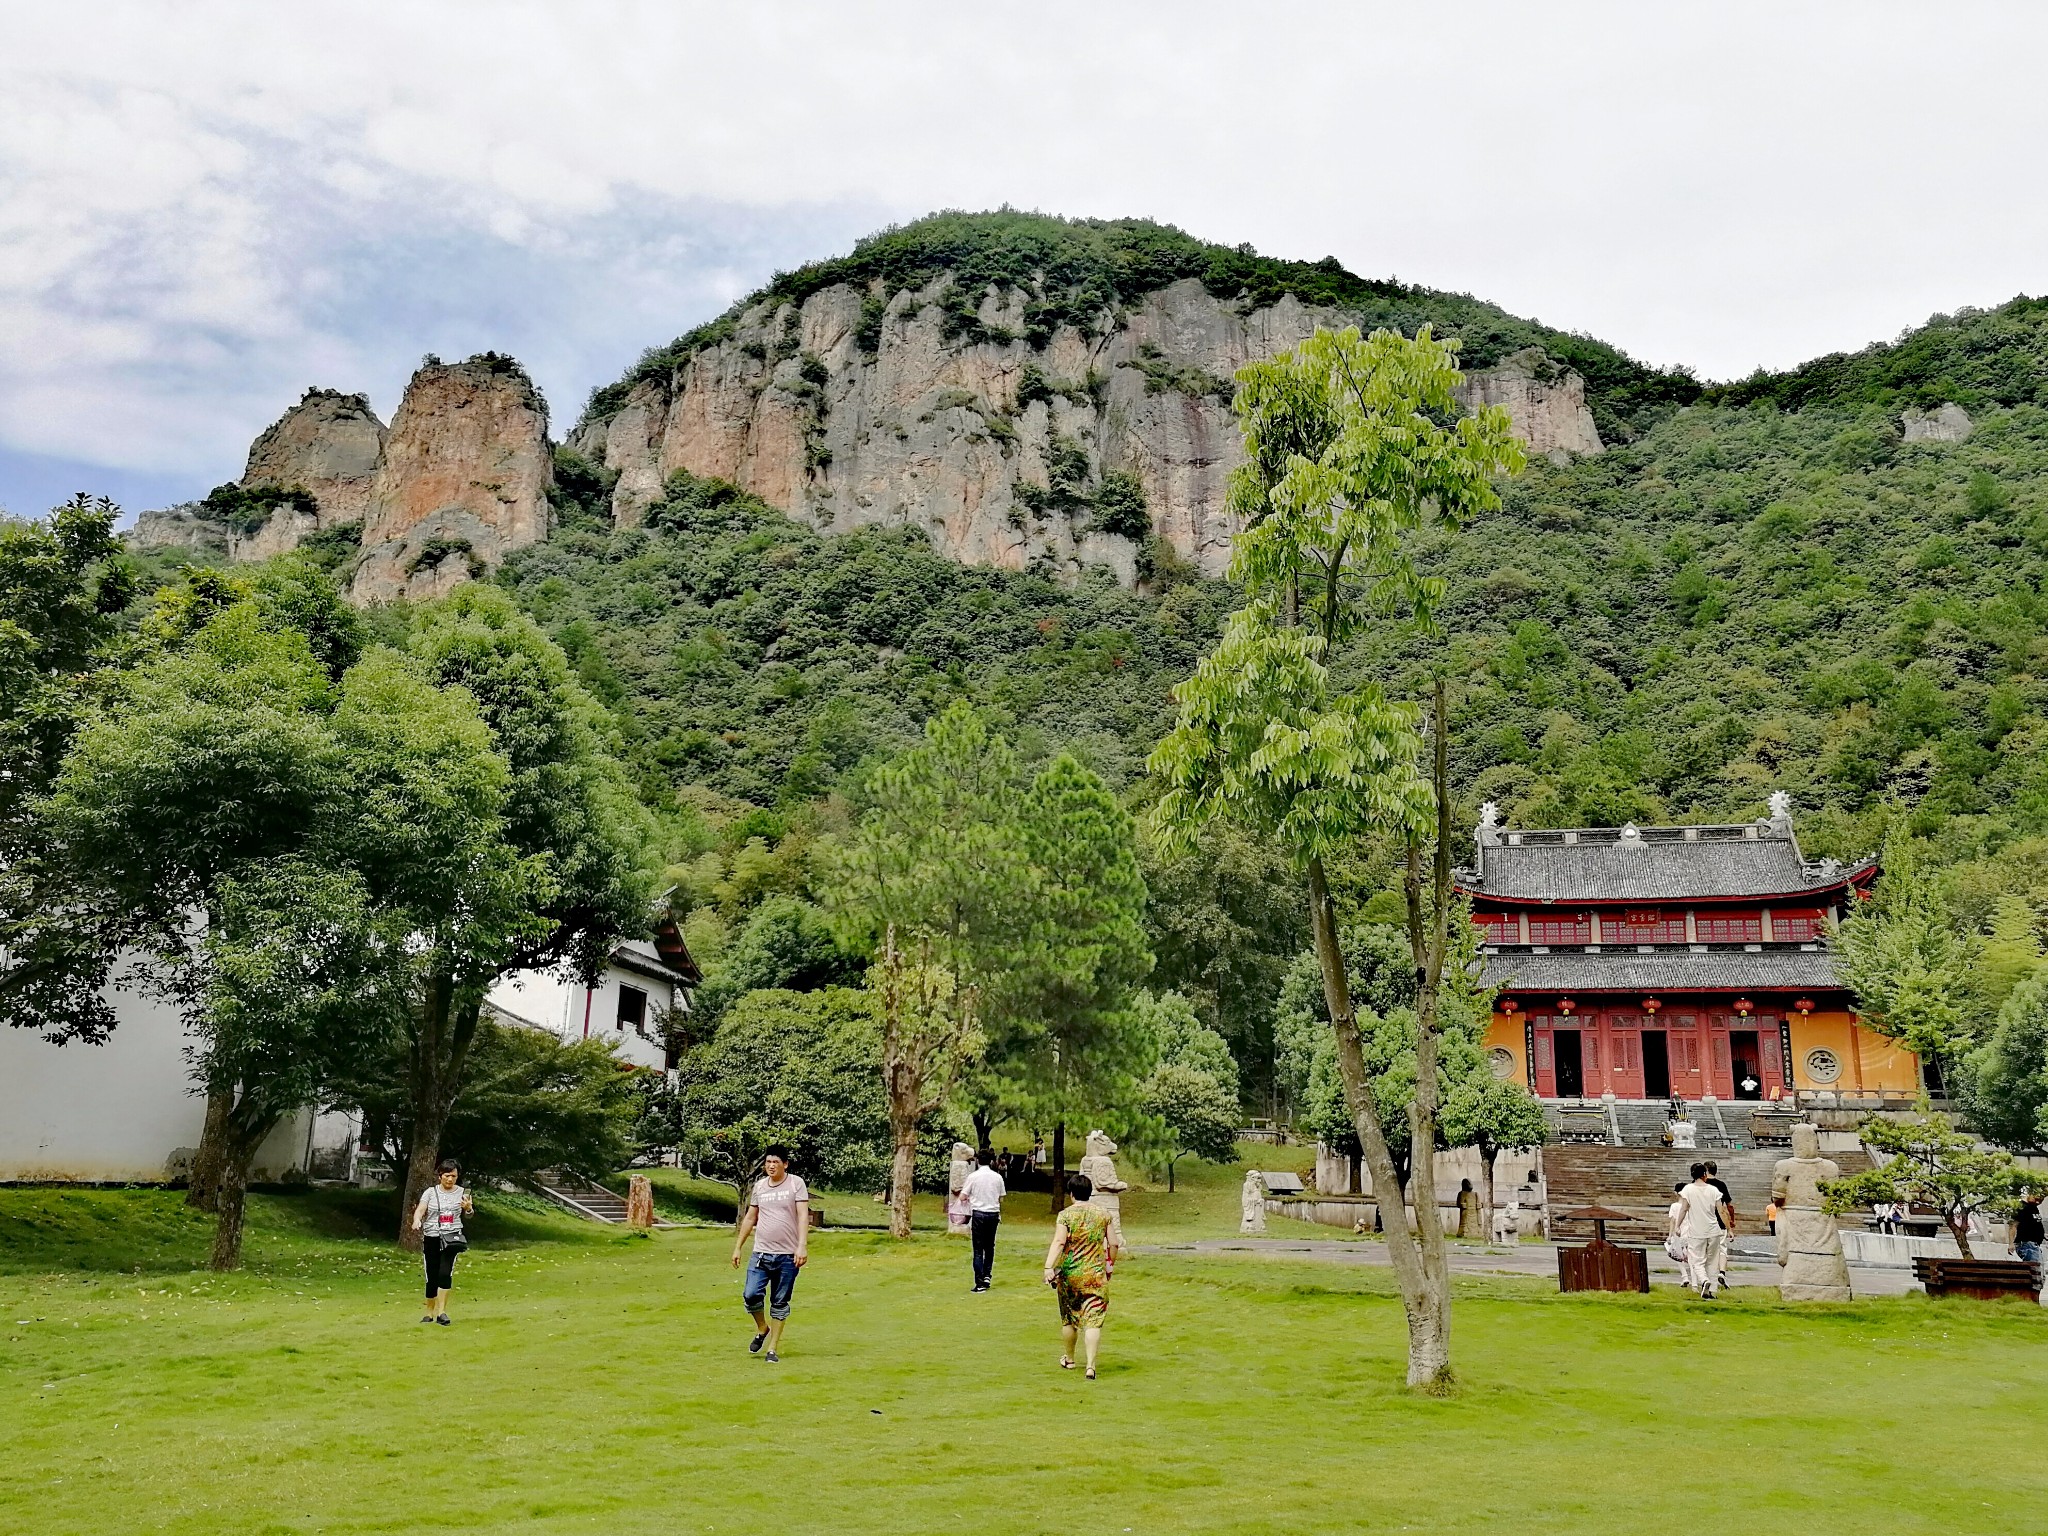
[{"left": 617, "top": 984, "right": 648, "bottom": 1035}]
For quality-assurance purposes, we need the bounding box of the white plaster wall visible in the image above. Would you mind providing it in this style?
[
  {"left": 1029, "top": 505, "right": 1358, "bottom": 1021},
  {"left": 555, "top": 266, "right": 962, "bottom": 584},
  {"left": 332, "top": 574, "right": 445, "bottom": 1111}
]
[
  {"left": 486, "top": 961, "right": 670, "bottom": 1071},
  {"left": 0, "top": 986, "right": 208, "bottom": 1182}
]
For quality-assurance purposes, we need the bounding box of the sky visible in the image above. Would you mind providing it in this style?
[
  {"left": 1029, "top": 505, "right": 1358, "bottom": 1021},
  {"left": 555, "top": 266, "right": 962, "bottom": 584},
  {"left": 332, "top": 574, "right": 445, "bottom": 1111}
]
[{"left": 4, "top": 1, "right": 2046, "bottom": 522}]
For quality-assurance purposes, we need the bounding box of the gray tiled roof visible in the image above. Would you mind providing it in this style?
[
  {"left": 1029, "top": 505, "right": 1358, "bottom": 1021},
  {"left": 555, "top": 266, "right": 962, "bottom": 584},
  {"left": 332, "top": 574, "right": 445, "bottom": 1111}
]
[
  {"left": 1483, "top": 947, "right": 1841, "bottom": 993},
  {"left": 1465, "top": 830, "right": 1841, "bottom": 902}
]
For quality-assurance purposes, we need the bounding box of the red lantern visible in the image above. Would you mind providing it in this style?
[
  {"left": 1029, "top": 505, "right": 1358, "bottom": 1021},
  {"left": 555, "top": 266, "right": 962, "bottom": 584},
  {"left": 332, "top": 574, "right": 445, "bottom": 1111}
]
[
  {"left": 1733, "top": 997, "right": 1755, "bottom": 1016},
  {"left": 1558, "top": 997, "right": 1575, "bottom": 1016},
  {"left": 1500, "top": 998, "right": 1520, "bottom": 1015},
  {"left": 1794, "top": 998, "right": 1815, "bottom": 1018},
  {"left": 1642, "top": 997, "right": 1661, "bottom": 1015}
]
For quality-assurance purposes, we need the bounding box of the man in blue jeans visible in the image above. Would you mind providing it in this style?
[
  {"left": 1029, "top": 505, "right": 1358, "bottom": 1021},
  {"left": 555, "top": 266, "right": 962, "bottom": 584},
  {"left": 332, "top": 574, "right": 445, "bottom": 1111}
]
[
  {"left": 732, "top": 1146, "right": 809, "bottom": 1363},
  {"left": 2014, "top": 1190, "right": 2043, "bottom": 1267}
]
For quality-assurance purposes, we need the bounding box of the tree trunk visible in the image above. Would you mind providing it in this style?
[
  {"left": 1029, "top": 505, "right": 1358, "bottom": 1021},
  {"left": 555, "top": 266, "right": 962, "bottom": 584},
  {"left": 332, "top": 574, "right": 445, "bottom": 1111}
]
[
  {"left": 1167, "top": 1155, "right": 1177, "bottom": 1194},
  {"left": 398, "top": 981, "right": 480, "bottom": 1249},
  {"left": 887, "top": 1095, "right": 918, "bottom": 1239},
  {"left": 185, "top": 1090, "right": 231, "bottom": 1211},
  {"left": 971, "top": 1107, "right": 997, "bottom": 1157},
  {"left": 1051, "top": 1120, "right": 1066, "bottom": 1214},
  {"left": 210, "top": 1151, "right": 251, "bottom": 1271},
  {"left": 1948, "top": 1208, "right": 1975, "bottom": 1259},
  {"left": 1308, "top": 853, "right": 1449, "bottom": 1390}
]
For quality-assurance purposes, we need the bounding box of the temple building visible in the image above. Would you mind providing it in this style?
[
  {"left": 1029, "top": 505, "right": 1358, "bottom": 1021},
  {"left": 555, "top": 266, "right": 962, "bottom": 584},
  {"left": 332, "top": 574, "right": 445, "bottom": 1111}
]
[{"left": 1459, "top": 794, "right": 1922, "bottom": 1106}]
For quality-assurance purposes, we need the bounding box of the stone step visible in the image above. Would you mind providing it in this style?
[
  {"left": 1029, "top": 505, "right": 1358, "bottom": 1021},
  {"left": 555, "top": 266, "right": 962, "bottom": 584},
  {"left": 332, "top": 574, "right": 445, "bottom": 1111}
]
[{"left": 1544, "top": 1144, "right": 1872, "bottom": 1240}]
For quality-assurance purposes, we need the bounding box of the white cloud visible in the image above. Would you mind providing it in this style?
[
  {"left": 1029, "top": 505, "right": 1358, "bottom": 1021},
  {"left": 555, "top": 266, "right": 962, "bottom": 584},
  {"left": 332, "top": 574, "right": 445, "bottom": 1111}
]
[{"left": 3, "top": 0, "right": 2046, "bottom": 506}]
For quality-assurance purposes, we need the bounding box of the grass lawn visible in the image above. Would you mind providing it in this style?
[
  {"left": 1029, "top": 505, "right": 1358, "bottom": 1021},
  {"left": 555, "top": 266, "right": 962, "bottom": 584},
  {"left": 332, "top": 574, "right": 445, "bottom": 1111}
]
[{"left": 3, "top": 1155, "right": 2045, "bottom": 1536}]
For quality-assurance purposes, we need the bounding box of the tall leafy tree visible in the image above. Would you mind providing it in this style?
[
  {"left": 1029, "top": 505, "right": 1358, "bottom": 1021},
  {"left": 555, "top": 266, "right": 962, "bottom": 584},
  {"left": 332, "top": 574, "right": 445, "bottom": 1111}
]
[
  {"left": 1966, "top": 971, "right": 2048, "bottom": 1150},
  {"left": 387, "top": 587, "right": 655, "bottom": 1242},
  {"left": 824, "top": 701, "right": 1023, "bottom": 1208},
  {"left": 1150, "top": 325, "right": 1521, "bottom": 1389},
  {"left": 1006, "top": 753, "right": 1154, "bottom": 1209},
  {"left": 1134, "top": 991, "right": 1241, "bottom": 1191},
  {"left": 1835, "top": 835, "right": 1977, "bottom": 1084}
]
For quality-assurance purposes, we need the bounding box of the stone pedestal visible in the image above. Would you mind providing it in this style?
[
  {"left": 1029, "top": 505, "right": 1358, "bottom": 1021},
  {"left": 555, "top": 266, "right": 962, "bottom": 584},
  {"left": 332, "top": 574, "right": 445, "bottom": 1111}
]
[{"left": 626, "top": 1174, "right": 655, "bottom": 1231}]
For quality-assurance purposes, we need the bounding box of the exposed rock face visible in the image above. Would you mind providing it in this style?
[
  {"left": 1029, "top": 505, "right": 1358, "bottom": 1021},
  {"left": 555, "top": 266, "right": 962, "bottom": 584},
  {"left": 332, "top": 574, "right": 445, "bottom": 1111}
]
[
  {"left": 233, "top": 389, "right": 387, "bottom": 560},
  {"left": 129, "top": 501, "right": 229, "bottom": 555},
  {"left": 577, "top": 279, "right": 1602, "bottom": 582},
  {"left": 352, "top": 357, "right": 553, "bottom": 603},
  {"left": 1902, "top": 402, "right": 1972, "bottom": 443},
  {"left": 1455, "top": 347, "right": 1604, "bottom": 463}
]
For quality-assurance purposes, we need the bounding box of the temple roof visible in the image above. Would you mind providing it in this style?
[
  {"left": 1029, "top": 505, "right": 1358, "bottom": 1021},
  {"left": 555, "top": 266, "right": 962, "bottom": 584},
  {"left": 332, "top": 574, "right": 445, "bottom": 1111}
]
[
  {"left": 1457, "top": 803, "right": 1875, "bottom": 904},
  {"left": 1483, "top": 947, "right": 1841, "bottom": 994}
]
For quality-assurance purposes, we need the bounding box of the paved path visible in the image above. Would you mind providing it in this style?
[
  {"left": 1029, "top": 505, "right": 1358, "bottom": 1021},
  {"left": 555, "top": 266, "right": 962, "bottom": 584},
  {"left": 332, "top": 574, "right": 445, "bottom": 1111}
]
[{"left": 1139, "top": 1235, "right": 1924, "bottom": 1297}]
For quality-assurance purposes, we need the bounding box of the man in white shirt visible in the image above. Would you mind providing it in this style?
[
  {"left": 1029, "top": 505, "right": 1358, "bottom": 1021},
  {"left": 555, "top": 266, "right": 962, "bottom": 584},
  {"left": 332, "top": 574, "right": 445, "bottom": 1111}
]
[
  {"left": 1676, "top": 1162, "right": 1728, "bottom": 1299},
  {"left": 961, "top": 1148, "right": 1006, "bottom": 1292}
]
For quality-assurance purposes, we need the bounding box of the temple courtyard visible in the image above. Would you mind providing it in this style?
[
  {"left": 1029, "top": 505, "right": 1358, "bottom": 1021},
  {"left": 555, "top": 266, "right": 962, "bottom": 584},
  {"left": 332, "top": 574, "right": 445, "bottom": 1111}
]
[{"left": 3, "top": 1175, "right": 2043, "bottom": 1536}]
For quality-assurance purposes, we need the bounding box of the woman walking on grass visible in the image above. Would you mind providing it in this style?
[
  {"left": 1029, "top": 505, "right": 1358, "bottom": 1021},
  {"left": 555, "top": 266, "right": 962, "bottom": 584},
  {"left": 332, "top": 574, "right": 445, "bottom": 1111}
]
[
  {"left": 1043, "top": 1173, "right": 1121, "bottom": 1379},
  {"left": 412, "top": 1159, "right": 472, "bottom": 1326}
]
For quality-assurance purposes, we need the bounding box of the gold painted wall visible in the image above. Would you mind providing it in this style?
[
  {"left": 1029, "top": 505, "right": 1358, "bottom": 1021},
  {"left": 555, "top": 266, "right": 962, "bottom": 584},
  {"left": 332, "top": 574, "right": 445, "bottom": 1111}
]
[{"left": 1785, "top": 1010, "right": 1919, "bottom": 1093}]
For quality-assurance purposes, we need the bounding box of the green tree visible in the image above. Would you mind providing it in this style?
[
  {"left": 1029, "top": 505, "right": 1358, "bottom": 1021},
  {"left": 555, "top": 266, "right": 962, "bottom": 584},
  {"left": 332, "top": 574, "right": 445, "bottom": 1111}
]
[
  {"left": 353, "top": 1019, "right": 642, "bottom": 1189},
  {"left": 1440, "top": 1075, "right": 1548, "bottom": 1232},
  {"left": 1965, "top": 971, "right": 2048, "bottom": 1150},
  {"left": 390, "top": 587, "right": 655, "bottom": 1242},
  {"left": 1134, "top": 990, "right": 1241, "bottom": 1191},
  {"left": 1823, "top": 1113, "right": 2036, "bottom": 1257},
  {"left": 1835, "top": 836, "right": 1976, "bottom": 1081},
  {"left": 677, "top": 986, "right": 890, "bottom": 1209},
  {"left": 1008, "top": 753, "right": 1155, "bottom": 1209},
  {"left": 824, "top": 701, "right": 1023, "bottom": 1224},
  {"left": 0, "top": 495, "right": 132, "bottom": 860},
  {"left": 192, "top": 857, "right": 404, "bottom": 1268},
  {"left": 1150, "top": 325, "right": 1521, "bottom": 1389}
]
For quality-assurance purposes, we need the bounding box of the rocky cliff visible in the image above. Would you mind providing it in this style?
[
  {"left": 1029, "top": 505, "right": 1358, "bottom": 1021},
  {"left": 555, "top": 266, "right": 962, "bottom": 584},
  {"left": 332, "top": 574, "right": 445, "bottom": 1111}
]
[
  {"left": 233, "top": 389, "right": 387, "bottom": 560},
  {"left": 571, "top": 277, "right": 1605, "bottom": 582},
  {"left": 351, "top": 355, "right": 554, "bottom": 602}
]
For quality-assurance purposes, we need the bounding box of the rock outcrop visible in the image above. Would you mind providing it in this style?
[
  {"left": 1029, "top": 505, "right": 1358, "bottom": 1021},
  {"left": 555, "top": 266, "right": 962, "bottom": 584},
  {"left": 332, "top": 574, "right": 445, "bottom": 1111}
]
[
  {"left": 351, "top": 356, "right": 553, "bottom": 603},
  {"left": 129, "top": 501, "right": 229, "bottom": 555},
  {"left": 1902, "top": 402, "right": 1972, "bottom": 443},
  {"left": 1456, "top": 347, "right": 1604, "bottom": 463},
  {"left": 574, "top": 278, "right": 1603, "bottom": 582},
  {"left": 233, "top": 389, "right": 387, "bottom": 560}
]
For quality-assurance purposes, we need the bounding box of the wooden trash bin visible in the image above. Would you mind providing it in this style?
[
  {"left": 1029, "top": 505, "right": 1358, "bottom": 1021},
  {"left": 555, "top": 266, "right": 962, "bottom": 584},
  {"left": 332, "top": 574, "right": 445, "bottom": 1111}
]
[{"left": 1556, "top": 1204, "right": 1651, "bottom": 1294}]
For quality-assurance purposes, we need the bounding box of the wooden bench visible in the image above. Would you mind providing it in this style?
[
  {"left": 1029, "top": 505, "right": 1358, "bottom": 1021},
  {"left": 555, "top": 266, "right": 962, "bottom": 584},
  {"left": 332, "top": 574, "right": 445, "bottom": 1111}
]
[{"left": 1911, "top": 1256, "right": 2043, "bottom": 1301}]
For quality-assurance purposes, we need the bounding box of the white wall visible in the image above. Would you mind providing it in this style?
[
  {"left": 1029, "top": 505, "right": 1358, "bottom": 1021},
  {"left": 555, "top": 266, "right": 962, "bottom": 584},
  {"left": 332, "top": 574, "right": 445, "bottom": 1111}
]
[
  {"left": 0, "top": 985, "right": 207, "bottom": 1182},
  {"left": 487, "top": 960, "right": 670, "bottom": 1071}
]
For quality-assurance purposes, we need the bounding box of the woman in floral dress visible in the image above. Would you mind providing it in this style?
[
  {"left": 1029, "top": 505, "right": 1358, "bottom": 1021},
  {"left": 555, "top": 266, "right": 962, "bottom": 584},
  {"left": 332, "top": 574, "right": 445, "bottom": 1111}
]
[{"left": 1042, "top": 1173, "right": 1122, "bottom": 1379}]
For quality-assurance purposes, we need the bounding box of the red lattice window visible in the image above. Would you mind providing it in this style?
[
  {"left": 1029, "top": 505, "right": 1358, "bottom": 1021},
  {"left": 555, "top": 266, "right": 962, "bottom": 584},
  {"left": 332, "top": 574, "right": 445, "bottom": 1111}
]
[
  {"left": 1772, "top": 909, "right": 1824, "bottom": 942},
  {"left": 1472, "top": 911, "right": 1520, "bottom": 943},
  {"left": 1527, "top": 914, "right": 1592, "bottom": 946},
  {"left": 1603, "top": 910, "right": 1688, "bottom": 944},
  {"left": 1696, "top": 912, "right": 1763, "bottom": 944}
]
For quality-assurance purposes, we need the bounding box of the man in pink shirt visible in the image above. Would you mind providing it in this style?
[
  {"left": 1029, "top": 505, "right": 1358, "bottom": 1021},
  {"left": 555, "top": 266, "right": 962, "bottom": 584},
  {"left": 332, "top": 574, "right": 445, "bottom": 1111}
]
[{"left": 731, "top": 1146, "right": 809, "bottom": 1362}]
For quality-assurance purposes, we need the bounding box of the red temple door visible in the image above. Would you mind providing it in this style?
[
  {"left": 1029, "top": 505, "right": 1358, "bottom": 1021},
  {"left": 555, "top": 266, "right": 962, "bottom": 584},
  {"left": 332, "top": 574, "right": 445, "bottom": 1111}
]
[
  {"left": 1670, "top": 1013, "right": 1705, "bottom": 1097},
  {"left": 1706, "top": 1014, "right": 1735, "bottom": 1099},
  {"left": 1605, "top": 1012, "right": 1645, "bottom": 1098},
  {"left": 1757, "top": 1016, "right": 1787, "bottom": 1098},
  {"left": 1531, "top": 1017, "right": 1556, "bottom": 1097}
]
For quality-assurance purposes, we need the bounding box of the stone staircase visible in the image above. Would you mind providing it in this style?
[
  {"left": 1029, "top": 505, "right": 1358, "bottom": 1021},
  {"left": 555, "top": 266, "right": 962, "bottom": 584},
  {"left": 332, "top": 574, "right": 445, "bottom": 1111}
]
[
  {"left": 536, "top": 1169, "right": 631, "bottom": 1224},
  {"left": 1544, "top": 1144, "right": 1872, "bottom": 1241},
  {"left": 1543, "top": 1100, "right": 1808, "bottom": 1150}
]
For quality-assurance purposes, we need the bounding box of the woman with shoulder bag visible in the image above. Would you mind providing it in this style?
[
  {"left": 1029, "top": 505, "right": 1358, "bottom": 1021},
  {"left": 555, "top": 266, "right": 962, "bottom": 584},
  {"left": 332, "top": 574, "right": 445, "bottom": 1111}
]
[{"left": 412, "top": 1159, "right": 473, "bottom": 1325}]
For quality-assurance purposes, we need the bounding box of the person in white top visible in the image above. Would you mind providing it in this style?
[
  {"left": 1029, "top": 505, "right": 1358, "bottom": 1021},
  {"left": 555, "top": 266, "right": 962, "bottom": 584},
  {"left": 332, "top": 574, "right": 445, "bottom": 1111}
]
[
  {"left": 410, "top": 1159, "right": 473, "bottom": 1325},
  {"left": 1666, "top": 1181, "right": 1696, "bottom": 1288},
  {"left": 731, "top": 1146, "right": 809, "bottom": 1363},
  {"left": 961, "top": 1148, "right": 1007, "bottom": 1292},
  {"left": 1676, "top": 1162, "right": 1729, "bottom": 1299}
]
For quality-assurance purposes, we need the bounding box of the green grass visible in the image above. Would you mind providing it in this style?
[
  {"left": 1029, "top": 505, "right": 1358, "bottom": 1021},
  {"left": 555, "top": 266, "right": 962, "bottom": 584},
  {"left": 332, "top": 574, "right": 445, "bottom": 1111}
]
[{"left": 3, "top": 1171, "right": 2044, "bottom": 1535}]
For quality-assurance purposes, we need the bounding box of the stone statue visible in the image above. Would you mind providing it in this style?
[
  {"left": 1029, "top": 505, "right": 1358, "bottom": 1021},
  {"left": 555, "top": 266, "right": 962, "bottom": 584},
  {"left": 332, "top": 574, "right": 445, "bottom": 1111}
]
[
  {"left": 1771, "top": 1121, "right": 1852, "bottom": 1301},
  {"left": 1240, "top": 1170, "right": 1267, "bottom": 1234},
  {"left": 946, "top": 1141, "right": 974, "bottom": 1234},
  {"left": 626, "top": 1173, "right": 655, "bottom": 1231},
  {"left": 1456, "top": 1178, "right": 1481, "bottom": 1239},
  {"left": 1669, "top": 1117, "right": 1697, "bottom": 1150},
  {"left": 1078, "top": 1129, "right": 1129, "bottom": 1223}
]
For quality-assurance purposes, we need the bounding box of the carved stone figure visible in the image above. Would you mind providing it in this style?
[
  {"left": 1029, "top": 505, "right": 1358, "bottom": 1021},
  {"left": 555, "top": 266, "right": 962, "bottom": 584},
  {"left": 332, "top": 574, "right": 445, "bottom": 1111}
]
[
  {"left": 947, "top": 1141, "right": 974, "bottom": 1234},
  {"left": 1669, "top": 1118, "right": 1697, "bottom": 1150},
  {"left": 627, "top": 1174, "right": 655, "bottom": 1231},
  {"left": 1240, "top": 1170, "right": 1268, "bottom": 1234},
  {"left": 1078, "top": 1129, "right": 1130, "bottom": 1223},
  {"left": 1772, "top": 1122, "right": 1852, "bottom": 1301},
  {"left": 1456, "top": 1179, "right": 1481, "bottom": 1239}
]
